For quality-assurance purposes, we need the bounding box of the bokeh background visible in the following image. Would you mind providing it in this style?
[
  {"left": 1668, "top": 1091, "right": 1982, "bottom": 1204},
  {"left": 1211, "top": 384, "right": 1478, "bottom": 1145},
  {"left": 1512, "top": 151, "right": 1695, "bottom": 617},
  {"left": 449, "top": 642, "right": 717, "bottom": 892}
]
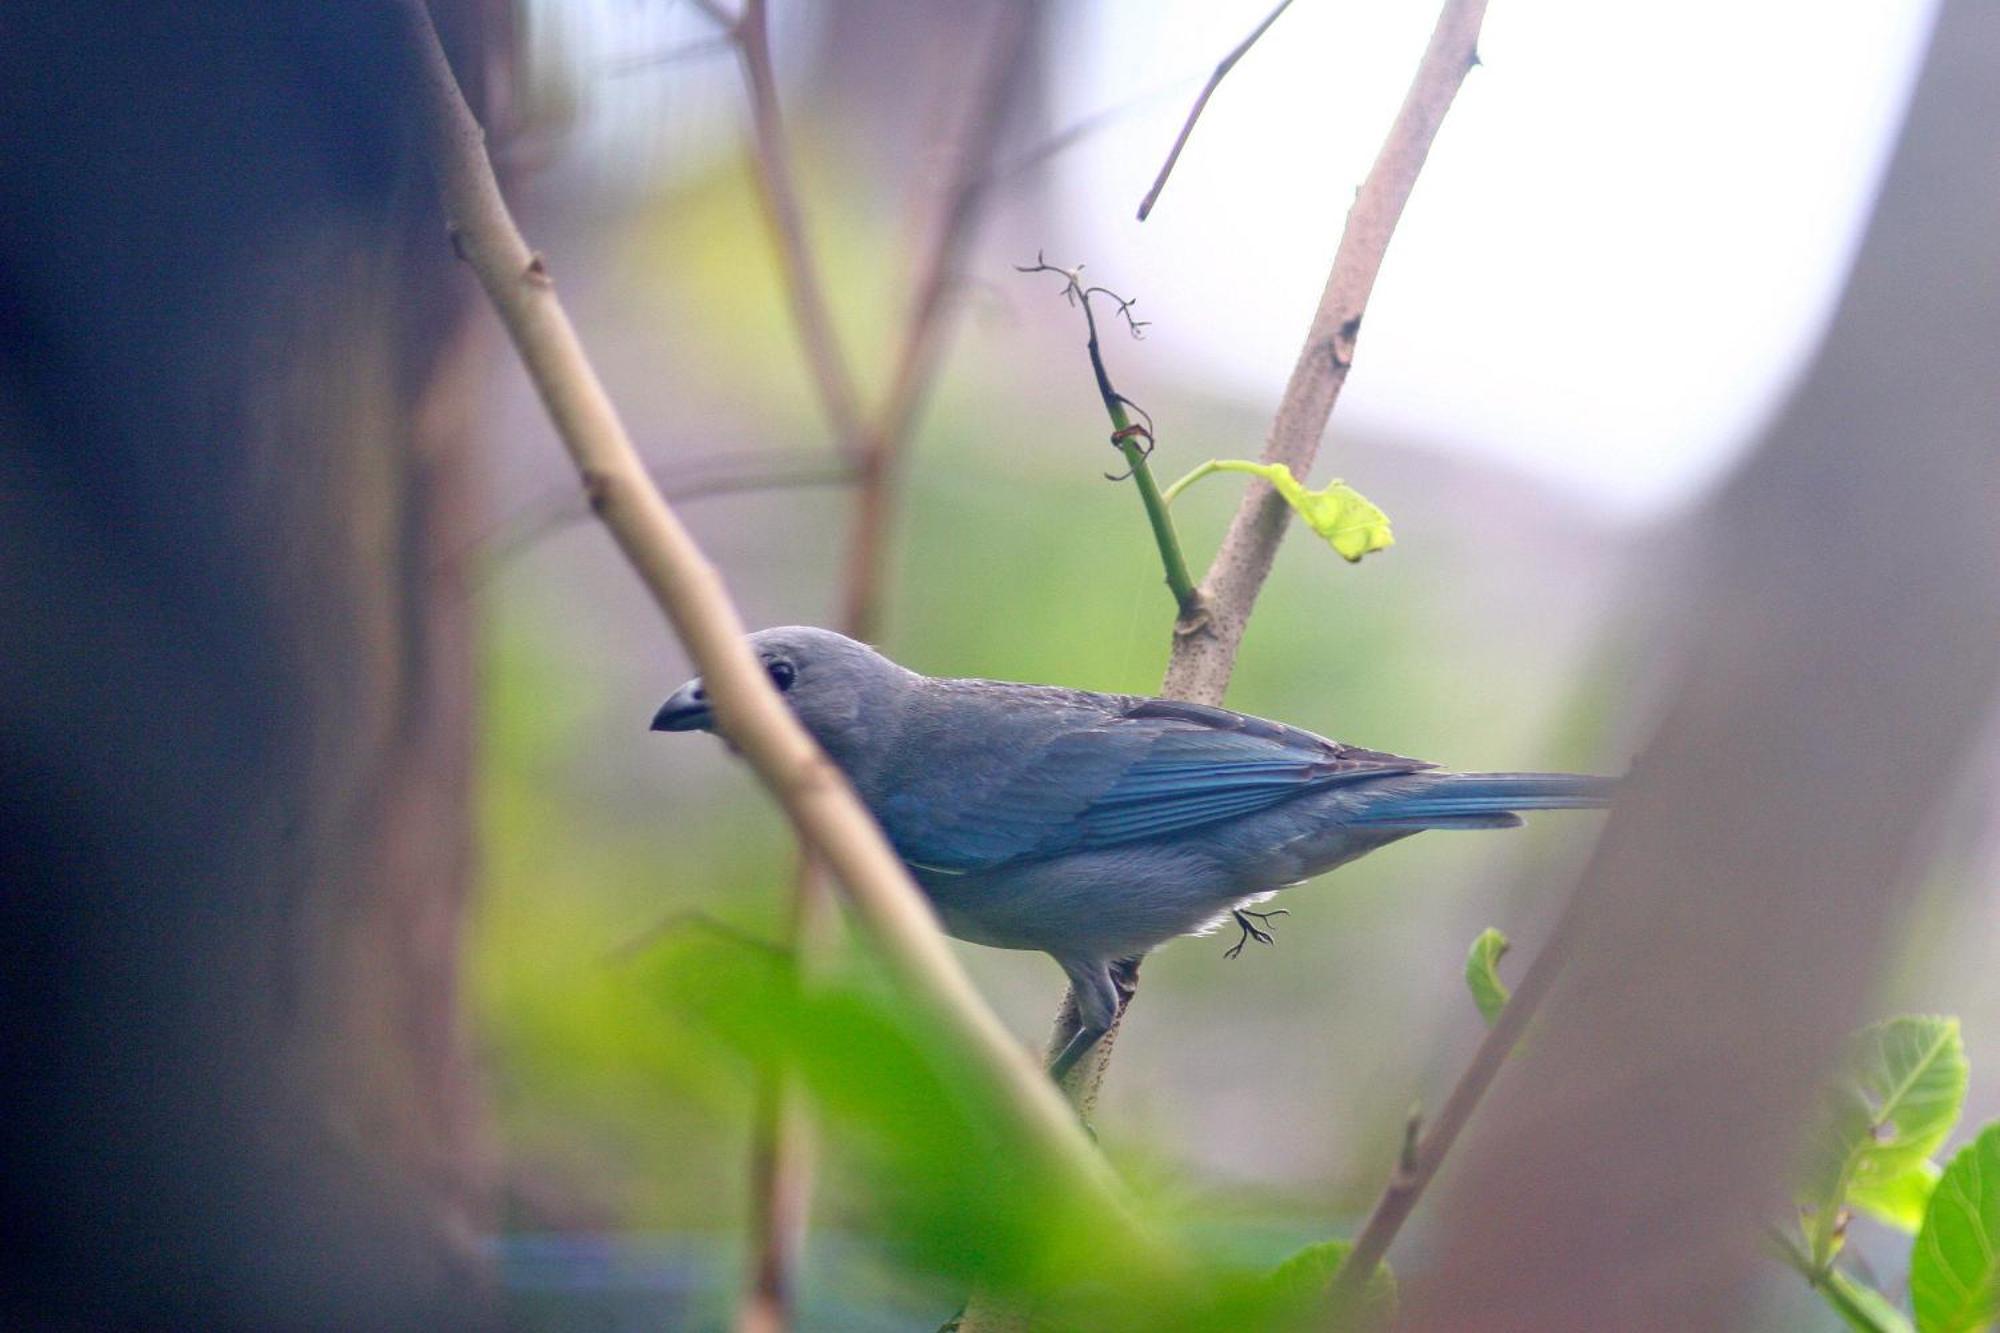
[
  {"left": 463, "top": 0, "right": 1996, "bottom": 1326},
  {"left": 8, "top": 1, "right": 1993, "bottom": 1328}
]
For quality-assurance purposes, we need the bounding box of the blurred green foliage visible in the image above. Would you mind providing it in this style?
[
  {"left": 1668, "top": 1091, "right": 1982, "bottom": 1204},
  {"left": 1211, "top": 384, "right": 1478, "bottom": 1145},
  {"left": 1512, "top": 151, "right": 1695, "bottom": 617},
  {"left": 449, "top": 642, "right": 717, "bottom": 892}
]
[
  {"left": 1775, "top": 1014, "right": 2000, "bottom": 1333},
  {"left": 1799, "top": 1017, "right": 1967, "bottom": 1268}
]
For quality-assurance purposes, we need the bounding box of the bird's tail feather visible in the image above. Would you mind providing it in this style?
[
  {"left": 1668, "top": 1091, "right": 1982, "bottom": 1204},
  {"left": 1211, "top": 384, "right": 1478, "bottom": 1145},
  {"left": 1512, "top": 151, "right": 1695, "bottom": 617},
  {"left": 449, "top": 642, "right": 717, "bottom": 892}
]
[{"left": 1351, "top": 771, "right": 1615, "bottom": 829}]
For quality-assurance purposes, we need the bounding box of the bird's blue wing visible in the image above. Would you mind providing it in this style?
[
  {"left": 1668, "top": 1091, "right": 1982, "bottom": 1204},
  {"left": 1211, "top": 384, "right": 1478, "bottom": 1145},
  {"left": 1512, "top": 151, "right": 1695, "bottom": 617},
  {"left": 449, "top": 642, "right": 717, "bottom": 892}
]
[{"left": 880, "top": 696, "right": 1430, "bottom": 873}]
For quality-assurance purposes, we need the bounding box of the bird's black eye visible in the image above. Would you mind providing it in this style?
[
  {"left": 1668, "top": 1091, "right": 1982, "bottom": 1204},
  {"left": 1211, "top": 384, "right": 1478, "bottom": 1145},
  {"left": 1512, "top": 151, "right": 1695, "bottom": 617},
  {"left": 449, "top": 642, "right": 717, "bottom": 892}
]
[{"left": 766, "top": 659, "right": 796, "bottom": 692}]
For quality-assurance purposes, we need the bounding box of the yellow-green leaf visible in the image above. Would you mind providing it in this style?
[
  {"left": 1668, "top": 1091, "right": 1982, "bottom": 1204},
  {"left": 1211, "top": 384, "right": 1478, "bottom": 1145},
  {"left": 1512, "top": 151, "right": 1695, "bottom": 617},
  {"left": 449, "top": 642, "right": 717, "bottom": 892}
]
[
  {"left": 1161, "top": 459, "right": 1393, "bottom": 562},
  {"left": 1464, "top": 928, "right": 1511, "bottom": 1028},
  {"left": 1853, "top": 1158, "right": 1943, "bottom": 1235},
  {"left": 1258, "top": 465, "right": 1393, "bottom": 562}
]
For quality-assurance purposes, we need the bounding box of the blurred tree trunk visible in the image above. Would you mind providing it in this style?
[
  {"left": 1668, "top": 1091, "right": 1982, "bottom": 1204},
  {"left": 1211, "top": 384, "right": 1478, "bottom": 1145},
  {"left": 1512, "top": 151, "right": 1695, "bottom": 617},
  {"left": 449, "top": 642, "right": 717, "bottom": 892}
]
[
  {"left": 0, "top": 6, "right": 501, "bottom": 1327},
  {"left": 1408, "top": 2, "right": 2000, "bottom": 1326}
]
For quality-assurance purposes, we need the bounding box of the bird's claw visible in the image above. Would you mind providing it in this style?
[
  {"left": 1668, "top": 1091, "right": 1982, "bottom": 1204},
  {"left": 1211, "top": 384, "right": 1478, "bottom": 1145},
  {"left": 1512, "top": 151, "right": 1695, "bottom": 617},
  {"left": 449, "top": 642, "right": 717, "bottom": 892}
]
[{"left": 1223, "top": 907, "right": 1289, "bottom": 959}]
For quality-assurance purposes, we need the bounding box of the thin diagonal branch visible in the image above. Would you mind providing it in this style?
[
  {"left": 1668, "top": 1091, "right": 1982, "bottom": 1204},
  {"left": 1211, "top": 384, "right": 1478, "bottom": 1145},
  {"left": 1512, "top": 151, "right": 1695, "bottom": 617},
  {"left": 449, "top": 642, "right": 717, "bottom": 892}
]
[
  {"left": 987, "top": 76, "right": 1186, "bottom": 192},
  {"left": 1136, "top": 0, "right": 1297, "bottom": 221},
  {"left": 688, "top": 1, "right": 743, "bottom": 43},
  {"left": 1325, "top": 884, "right": 1579, "bottom": 1310},
  {"left": 481, "top": 450, "right": 862, "bottom": 571},
  {"left": 839, "top": 2, "right": 1040, "bottom": 639},
  {"left": 402, "top": 0, "right": 1119, "bottom": 1225},
  {"left": 730, "top": 0, "right": 868, "bottom": 447},
  {"left": 705, "top": 6, "right": 1043, "bottom": 1329},
  {"left": 606, "top": 34, "right": 736, "bottom": 77}
]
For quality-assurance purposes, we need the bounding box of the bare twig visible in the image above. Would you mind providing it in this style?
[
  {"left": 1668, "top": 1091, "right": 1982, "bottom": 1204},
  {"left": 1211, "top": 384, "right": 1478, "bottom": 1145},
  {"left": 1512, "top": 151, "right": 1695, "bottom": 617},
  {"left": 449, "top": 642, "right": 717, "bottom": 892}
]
[
  {"left": 730, "top": 0, "right": 867, "bottom": 448},
  {"left": 401, "top": 0, "right": 1119, "bottom": 1224},
  {"left": 1136, "top": 0, "right": 1297, "bottom": 221},
  {"left": 701, "top": 6, "right": 1043, "bottom": 1328},
  {"left": 606, "top": 34, "right": 736, "bottom": 78},
  {"left": 839, "top": 2, "right": 1039, "bottom": 639},
  {"left": 987, "top": 77, "right": 1187, "bottom": 192},
  {"left": 736, "top": 853, "right": 840, "bottom": 1333},
  {"left": 1050, "top": 0, "right": 1491, "bottom": 1133},
  {"left": 483, "top": 450, "right": 861, "bottom": 570},
  {"left": 687, "top": 0, "right": 743, "bottom": 38},
  {"left": 1325, "top": 887, "right": 1579, "bottom": 1309}
]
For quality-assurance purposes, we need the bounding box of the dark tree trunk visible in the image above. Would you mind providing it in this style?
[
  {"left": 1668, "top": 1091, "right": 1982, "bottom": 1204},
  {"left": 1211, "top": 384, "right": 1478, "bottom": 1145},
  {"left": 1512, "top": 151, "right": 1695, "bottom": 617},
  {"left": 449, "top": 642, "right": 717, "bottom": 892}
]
[{"left": 0, "top": 6, "right": 499, "bottom": 1326}]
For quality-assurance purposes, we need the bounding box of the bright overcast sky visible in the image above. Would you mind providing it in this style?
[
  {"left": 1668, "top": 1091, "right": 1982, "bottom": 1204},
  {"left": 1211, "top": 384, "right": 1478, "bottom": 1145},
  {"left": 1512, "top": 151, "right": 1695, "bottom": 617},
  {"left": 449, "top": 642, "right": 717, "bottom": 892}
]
[
  {"left": 546, "top": 0, "right": 1941, "bottom": 519},
  {"left": 1054, "top": 0, "right": 1939, "bottom": 517}
]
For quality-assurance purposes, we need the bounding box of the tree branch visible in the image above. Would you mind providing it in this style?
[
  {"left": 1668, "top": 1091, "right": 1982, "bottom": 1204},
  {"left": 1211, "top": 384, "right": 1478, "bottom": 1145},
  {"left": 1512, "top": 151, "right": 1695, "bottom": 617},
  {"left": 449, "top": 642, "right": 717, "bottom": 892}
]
[
  {"left": 1162, "top": 0, "right": 1487, "bottom": 700},
  {"left": 729, "top": 0, "right": 868, "bottom": 449},
  {"left": 1050, "top": 0, "right": 1491, "bottom": 1136},
  {"left": 401, "top": 0, "right": 1119, "bottom": 1228},
  {"left": 1325, "top": 885, "right": 1579, "bottom": 1310},
  {"left": 482, "top": 450, "right": 862, "bottom": 571},
  {"left": 837, "top": 1, "right": 1040, "bottom": 639},
  {"left": 1135, "top": 0, "right": 1297, "bottom": 221},
  {"left": 716, "top": 5, "right": 1042, "bottom": 1327},
  {"left": 605, "top": 34, "right": 736, "bottom": 78}
]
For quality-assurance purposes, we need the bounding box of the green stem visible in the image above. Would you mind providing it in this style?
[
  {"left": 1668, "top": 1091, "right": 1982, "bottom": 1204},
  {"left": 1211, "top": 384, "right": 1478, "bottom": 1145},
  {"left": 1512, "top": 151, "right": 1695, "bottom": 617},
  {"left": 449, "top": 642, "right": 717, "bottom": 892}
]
[
  {"left": 1110, "top": 403, "right": 1198, "bottom": 616},
  {"left": 1075, "top": 293, "right": 1199, "bottom": 618},
  {"left": 1160, "top": 458, "right": 1241, "bottom": 507},
  {"left": 1762, "top": 1226, "right": 1913, "bottom": 1333}
]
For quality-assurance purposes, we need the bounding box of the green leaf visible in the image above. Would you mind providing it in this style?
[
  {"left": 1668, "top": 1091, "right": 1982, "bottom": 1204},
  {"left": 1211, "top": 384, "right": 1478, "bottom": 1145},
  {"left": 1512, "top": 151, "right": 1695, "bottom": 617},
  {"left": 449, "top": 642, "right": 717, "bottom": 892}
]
[
  {"left": 1464, "top": 928, "right": 1511, "bottom": 1028},
  {"left": 1801, "top": 1017, "right": 1968, "bottom": 1267},
  {"left": 1161, "top": 459, "right": 1392, "bottom": 562},
  {"left": 1260, "top": 466, "right": 1394, "bottom": 563},
  {"left": 1854, "top": 1158, "right": 1943, "bottom": 1235},
  {"left": 1913, "top": 1124, "right": 2000, "bottom": 1333},
  {"left": 1266, "top": 1241, "right": 1395, "bottom": 1329}
]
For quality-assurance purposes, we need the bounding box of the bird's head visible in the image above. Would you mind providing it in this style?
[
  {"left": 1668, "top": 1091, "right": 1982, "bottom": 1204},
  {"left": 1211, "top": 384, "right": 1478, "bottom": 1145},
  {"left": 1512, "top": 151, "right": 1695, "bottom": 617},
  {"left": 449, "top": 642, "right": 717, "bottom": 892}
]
[{"left": 650, "top": 626, "right": 908, "bottom": 760}]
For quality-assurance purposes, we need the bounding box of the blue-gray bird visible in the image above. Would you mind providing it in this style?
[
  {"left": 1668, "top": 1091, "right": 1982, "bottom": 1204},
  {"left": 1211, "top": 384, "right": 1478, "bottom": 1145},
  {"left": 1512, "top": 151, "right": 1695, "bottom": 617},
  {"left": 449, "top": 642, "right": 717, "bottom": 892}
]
[{"left": 653, "top": 627, "right": 1611, "bottom": 1078}]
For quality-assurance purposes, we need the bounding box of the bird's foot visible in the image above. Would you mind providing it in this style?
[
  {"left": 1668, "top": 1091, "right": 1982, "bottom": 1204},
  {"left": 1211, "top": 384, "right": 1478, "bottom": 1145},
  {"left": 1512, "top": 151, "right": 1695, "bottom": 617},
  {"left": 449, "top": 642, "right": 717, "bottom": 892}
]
[{"left": 1223, "top": 907, "right": 1289, "bottom": 960}]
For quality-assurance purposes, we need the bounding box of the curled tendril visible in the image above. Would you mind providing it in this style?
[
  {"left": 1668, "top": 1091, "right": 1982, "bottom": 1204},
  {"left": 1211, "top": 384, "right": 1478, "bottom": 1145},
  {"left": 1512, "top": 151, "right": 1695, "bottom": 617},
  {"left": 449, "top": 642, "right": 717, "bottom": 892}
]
[{"left": 1014, "top": 254, "right": 1149, "bottom": 340}]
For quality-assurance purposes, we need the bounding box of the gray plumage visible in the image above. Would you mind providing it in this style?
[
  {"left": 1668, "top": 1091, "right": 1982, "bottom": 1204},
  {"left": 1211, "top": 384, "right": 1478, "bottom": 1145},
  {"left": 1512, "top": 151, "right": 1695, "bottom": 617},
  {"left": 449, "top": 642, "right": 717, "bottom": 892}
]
[{"left": 653, "top": 627, "right": 1611, "bottom": 1076}]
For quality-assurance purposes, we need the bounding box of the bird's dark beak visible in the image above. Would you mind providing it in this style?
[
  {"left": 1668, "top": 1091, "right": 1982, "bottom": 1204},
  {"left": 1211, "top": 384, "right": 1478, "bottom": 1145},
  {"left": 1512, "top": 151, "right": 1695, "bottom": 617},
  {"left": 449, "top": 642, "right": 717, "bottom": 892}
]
[{"left": 650, "top": 680, "right": 713, "bottom": 733}]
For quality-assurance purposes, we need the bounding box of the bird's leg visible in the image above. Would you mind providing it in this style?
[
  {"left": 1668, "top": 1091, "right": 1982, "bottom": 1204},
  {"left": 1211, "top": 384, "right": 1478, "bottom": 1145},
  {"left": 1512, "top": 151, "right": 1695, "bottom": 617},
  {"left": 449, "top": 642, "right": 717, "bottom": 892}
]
[
  {"left": 1108, "top": 955, "right": 1143, "bottom": 1007},
  {"left": 1223, "top": 906, "right": 1289, "bottom": 960},
  {"left": 1049, "top": 957, "right": 1135, "bottom": 1084},
  {"left": 1048, "top": 1024, "right": 1100, "bottom": 1083}
]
